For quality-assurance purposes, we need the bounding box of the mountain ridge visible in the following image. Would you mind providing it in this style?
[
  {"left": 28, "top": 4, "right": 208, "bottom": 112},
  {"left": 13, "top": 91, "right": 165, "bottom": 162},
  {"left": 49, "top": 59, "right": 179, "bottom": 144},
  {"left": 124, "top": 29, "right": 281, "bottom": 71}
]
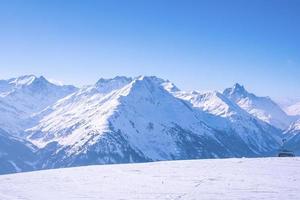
[
  {"left": 223, "top": 83, "right": 292, "bottom": 130},
  {"left": 0, "top": 74, "right": 298, "bottom": 174},
  {"left": 0, "top": 75, "right": 78, "bottom": 135}
]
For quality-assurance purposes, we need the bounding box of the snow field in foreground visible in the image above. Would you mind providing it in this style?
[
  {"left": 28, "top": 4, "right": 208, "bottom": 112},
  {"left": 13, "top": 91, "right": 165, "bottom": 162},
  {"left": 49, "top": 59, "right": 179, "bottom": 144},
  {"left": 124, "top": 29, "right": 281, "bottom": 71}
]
[{"left": 0, "top": 157, "right": 299, "bottom": 200}]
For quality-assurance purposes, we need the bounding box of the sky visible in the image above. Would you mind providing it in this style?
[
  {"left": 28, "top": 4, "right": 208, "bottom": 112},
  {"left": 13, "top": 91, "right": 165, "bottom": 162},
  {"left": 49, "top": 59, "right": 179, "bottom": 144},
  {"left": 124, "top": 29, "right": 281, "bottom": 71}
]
[{"left": 0, "top": 0, "right": 299, "bottom": 99}]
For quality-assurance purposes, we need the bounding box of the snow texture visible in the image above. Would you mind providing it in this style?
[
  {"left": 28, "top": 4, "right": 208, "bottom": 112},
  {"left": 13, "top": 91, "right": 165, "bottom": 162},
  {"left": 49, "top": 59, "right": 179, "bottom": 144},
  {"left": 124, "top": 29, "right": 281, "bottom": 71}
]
[{"left": 0, "top": 157, "right": 299, "bottom": 200}]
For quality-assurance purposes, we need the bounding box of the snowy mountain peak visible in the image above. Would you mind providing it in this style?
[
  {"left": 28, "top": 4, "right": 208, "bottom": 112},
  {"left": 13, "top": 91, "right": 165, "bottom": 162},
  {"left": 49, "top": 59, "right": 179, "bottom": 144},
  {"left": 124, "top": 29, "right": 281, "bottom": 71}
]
[
  {"left": 177, "top": 90, "right": 248, "bottom": 118},
  {"left": 2, "top": 75, "right": 74, "bottom": 93},
  {"left": 96, "top": 76, "right": 132, "bottom": 86},
  {"left": 161, "top": 80, "right": 180, "bottom": 93},
  {"left": 95, "top": 76, "right": 133, "bottom": 94},
  {"left": 112, "top": 75, "right": 173, "bottom": 102},
  {"left": 135, "top": 75, "right": 164, "bottom": 84},
  {"left": 28, "top": 75, "right": 77, "bottom": 89},
  {"left": 0, "top": 75, "right": 37, "bottom": 94},
  {"left": 0, "top": 75, "right": 78, "bottom": 134},
  {"left": 9, "top": 75, "right": 77, "bottom": 95},
  {"left": 27, "top": 74, "right": 225, "bottom": 163},
  {"left": 133, "top": 76, "right": 180, "bottom": 93},
  {"left": 233, "top": 83, "right": 246, "bottom": 92},
  {"left": 223, "top": 83, "right": 291, "bottom": 130},
  {"left": 8, "top": 74, "right": 37, "bottom": 87},
  {"left": 223, "top": 83, "right": 251, "bottom": 99},
  {"left": 25, "top": 75, "right": 55, "bottom": 90},
  {"left": 32, "top": 75, "right": 47, "bottom": 84}
]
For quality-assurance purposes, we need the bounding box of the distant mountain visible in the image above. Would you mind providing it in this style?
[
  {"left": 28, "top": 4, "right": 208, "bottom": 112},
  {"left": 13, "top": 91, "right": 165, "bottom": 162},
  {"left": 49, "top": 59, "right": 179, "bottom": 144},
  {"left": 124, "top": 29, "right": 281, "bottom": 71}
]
[
  {"left": 284, "top": 102, "right": 300, "bottom": 117},
  {"left": 284, "top": 119, "right": 300, "bottom": 155},
  {"left": 223, "top": 83, "right": 292, "bottom": 130},
  {"left": 175, "top": 90, "right": 281, "bottom": 155},
  {"left": 0, "top": 75, "right": 295, "bottom": 174},
  {"left": 0, "top": 75, "right": 77, "bottom": 135},
  {"left": 26, "top": 76, "right": 230, "bottom": 168},
  {"left": 0, "top": 128, "right": 37, "bottom": 174},
  {"left": 25, "top": 77, "right": 281, "bottom": 169},
  {"left": 0, "top": 75, "right": 36, "bottom": 93}
]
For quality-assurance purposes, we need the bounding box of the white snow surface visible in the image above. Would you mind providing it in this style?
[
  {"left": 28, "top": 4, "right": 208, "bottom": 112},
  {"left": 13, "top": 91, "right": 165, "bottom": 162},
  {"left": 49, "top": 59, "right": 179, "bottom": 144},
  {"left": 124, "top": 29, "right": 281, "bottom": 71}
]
[{"left": 0, "top": 157, "right": 299, "bottom": 200}]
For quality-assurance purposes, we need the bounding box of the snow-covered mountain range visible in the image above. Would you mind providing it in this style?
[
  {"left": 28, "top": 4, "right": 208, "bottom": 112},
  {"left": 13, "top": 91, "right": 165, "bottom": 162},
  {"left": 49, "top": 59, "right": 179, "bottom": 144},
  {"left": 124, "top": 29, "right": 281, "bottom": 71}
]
[
  {"left": 0, "top": 75, "right": 299, "bottom": 174},
  {"left": 0, "top": 75, "right": 77, "bottom": 135}
]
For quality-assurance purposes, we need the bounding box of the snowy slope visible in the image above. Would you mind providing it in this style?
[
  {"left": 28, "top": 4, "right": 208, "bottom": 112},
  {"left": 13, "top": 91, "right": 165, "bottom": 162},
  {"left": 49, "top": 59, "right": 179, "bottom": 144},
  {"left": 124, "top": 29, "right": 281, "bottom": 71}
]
[
  {"left": 0, "top": 75, "right": 77, "bottom": 135},
  {"left": 0, "top": 75, "right": 295, "bottom": 175},
  {"left": 0, "top": 158, "right": 299, "bottom": 200},
  {"left": 285, "top": 119, "right": 300, "bottom": 137},
  {"left": 0, "top": 129, "right": 37, "bottom": 175},
  {"left": 25, "top": 77, "right": 282, "bottom": 170},
  {"left": 0, "top": 75, "right": 36, "bottom": 94},
  {"left": 175, "top": 90, "right": 281, "bottom": 155},
  {"left": 284, "top": 119, "right": 300, "bottom": 155},
  {"left": 27, "top": 76, "right": 236, "bottom": 168},
  {"left": 223, "top": 83, "right": 291, "bottom": 130},
  {"left": 176, "top": 90, "right": 254, "bottom": 118}
]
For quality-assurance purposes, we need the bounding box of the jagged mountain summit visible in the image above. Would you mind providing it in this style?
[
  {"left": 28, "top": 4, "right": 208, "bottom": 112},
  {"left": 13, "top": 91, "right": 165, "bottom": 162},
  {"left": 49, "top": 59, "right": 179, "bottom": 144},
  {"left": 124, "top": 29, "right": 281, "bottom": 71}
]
[
  {"left": 175, "top": 90, "right": 281, "bottom": 154},
  {"left": 223, "top": 83, "right": 292, "bottom": 130},
  {"left": 0, "top": 75, "right": 35, "bottom": 93},
  {"left": 0, "top": 75, "right": 77, "bottom": 135}
]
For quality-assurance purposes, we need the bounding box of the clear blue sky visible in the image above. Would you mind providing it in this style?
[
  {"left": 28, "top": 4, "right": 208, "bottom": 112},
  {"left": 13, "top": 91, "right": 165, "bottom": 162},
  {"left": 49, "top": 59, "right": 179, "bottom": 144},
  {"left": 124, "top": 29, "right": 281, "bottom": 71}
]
[{"left": 0, "top": 0, "right": 299, "bottom": 99}]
